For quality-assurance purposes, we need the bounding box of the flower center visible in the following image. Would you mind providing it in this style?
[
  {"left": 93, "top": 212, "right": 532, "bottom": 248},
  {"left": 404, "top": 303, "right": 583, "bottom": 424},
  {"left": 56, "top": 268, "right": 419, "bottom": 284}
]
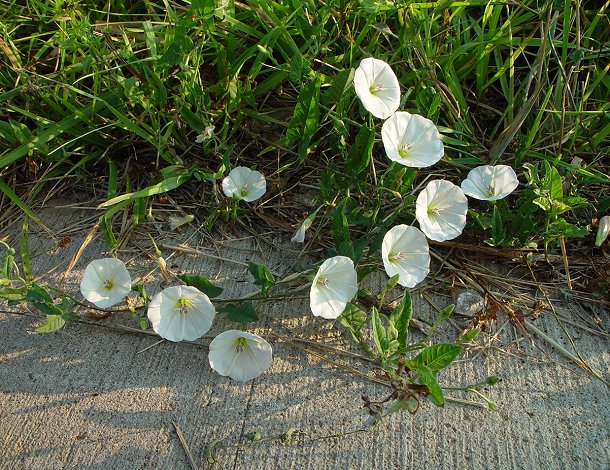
[
  {"left": 427, "top": 205, "right": 441, "bottom": 217},
  {"left": 176, "top": 297, "right": 190, "bottom": 315},
  {"left": 317, "top": 276, "right": 330, "bottom": 288},
  {"left": 240, "top": 185, "right": 249, "bottom": 197},
  {"left": 369, "top": 82, "right": 383, "bottom": 95},
  {"left": 235, "top": 336, "right": 248, "bottom": 353},
  {"left": 389, "top": 251, "right": 407, "bottom": 263},
  {"left": 397, "top": 143, "right": 412, "bottom": 159},
  {"left": 102, "top": 279, "right": 113, "bottom": 290},
  {"left": 485, "top": 184, "right": 495, "bottom": 198}
]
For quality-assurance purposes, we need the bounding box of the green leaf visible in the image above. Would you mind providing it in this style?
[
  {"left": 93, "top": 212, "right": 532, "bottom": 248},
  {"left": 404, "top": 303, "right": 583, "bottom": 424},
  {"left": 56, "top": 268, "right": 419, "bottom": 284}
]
[
  {"left": 219, "top": 302, "right": 258, "bottom": 323},
  {"left": 138, "top": 316, "right": 149, "bottom": 331},
  {"left": 338, "top": 303, "right": 368, "bottom": 343},
  {"left": 417, "top": 366, "right": 445, "bottom": 406},
  {"left": 177, "top": 274, "right": 223, "bottom": 298},
  {"left": 490, "top": 205, "right": 505, "bottom": 245},
  {"left": 247, "top": 262, "right": 275, "bottom": 293},
  {"left": 285, "top": 75, "right": 321, "bottom": 161},
  {"left": 457, "top": 327, "right": 480, "bottom": 343},
  {"left": 61, "top": 311, "right": 80, "bottom": 322},
  {"left": 411, "top": 344, "right": 462, "bottom": 375},
  {"left": 439, "top": 304, "right": 455, "bottom": 320},
  {"left": 415, "top": 86, "right": 441, "bottom": 120},
  {"left": 0, "top": 287, "right": 27, "bottom": 303},
  {"left": 20, "top": 216, "right": 33, "bottom": 281},
  {"left": 387, "top": 396, "right": 419, "bottom": 415},
  {"left": 26, "top": 283, "right": 53, "bottom": 304},
  {"left": 541, "top": 162, "right": 563, "bottom": 200},
  {"left": 322, "top": 68, "right": 355, "bottom": 108},
  {"left": 389, "top": 291, "right": 413, "bottom": 349},
  {"left": 35, "top": 314, "right": 66, "bottom": 333},
  {"left": 346, "top": 124, "right": 375, "bottom": 177},
  {"left": 371, "top": 307, "right": 388, "bottom": 357},
  {"left": 159, "top": 33, "right": 194, "bottom": 66},
  {"left": 332, "top": 199, "right": 350, "bottom": 248},
  {"left": 132, "top": 284, "right": 148, "bottom": 304},
  {"left": 191, "top": 0, "right": 216, "bottom": 18},
  {"left": 98, "top": 174, "right": 191, "bottom": 208},
  {"left": 0, "top": 92, "right": 119, "bottom": 169},
  {"left": 0, "top": 244, "right": 16, "bottom": 281},
  {"left": 546, "top": 219, "right": 589, "bottom": 238},
  {"left": 0, "top": 179, "right": 50, "bottom": 236}
]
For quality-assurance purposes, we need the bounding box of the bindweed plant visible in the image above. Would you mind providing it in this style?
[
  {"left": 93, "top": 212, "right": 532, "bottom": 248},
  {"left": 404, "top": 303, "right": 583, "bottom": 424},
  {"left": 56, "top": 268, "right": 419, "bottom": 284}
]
[{"left": 0, "top": 58, "right": 510, "bottom": 414}]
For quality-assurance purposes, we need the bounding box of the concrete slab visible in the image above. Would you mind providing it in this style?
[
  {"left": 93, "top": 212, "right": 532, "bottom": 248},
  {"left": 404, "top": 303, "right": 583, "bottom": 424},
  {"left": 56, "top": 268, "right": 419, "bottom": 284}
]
[{"left": 1, "top": 201, "right": 609, "bottom": 469}]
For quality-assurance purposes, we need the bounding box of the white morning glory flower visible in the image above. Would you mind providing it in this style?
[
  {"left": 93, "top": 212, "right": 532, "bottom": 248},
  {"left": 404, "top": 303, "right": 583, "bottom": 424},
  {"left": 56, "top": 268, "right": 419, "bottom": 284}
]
[
  {"left": 208, "top": 330, "right": 273, "bottom": 382},
  {"left": 595, "top": 215, "right": 610, "bottom": 247},
  {"left": 382, "top": 225, "right": 430, "bottom": 288},
  {"left": 353, "top": 58, "right": 400, "bottom": 120},
  {"left": 147, "top": 285, "right": 216, "bottom": 342},
  {"left": 416, "top": 180, "right": 468, "bottom": 242},
  {"left": 310, "top": 256, "right": 358, "bottom": 319},
  {"left": 291, "top": 213, "right": 315, "bottom": 243},
  {"left": 80, "top": 258, "right": 132, "bottom": 308},
  {"left": 460, "top": 165, "right": 519, "bottom": 200},
  {"left": 381, "top": 112, "right": 444, "bottom": 167},
  {"left": 221, "top": 167, "right": 266, "bottom": 202}
]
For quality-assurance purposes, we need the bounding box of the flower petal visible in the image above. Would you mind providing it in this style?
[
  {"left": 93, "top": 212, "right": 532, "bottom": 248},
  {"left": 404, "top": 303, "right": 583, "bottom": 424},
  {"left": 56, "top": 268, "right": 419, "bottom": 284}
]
[
  {"left": 354, "top": 58, "right": 400, "bottom": 119},
  {"left": 80, "top": 258, "right": 131, "bottom": 308},
  {"left": 147, "top": 285, "right": 216, "bottom": 342},
  {"left": 310, "top": 256, "right": 358, "bottom": 319},
  {"left": 381, "top": 225, "right": 430, "bottom": 287},
  {"left": 381, "top": 112, "right": 444, "bottom": 167},
  {"left": 209, "top": 330, "right": 273, "bottom": 382},
  {"left": 461, "top": 165, "right": 519, "bottom": 200},
  {"left": 222, "top": 167, "right": 267, "bottom": 202},
  {"left": 416, "top": 180, "right": 468, "bottom": 241},
  {"left": 595, "top": 215, "right": 610, "bottom": 247}
]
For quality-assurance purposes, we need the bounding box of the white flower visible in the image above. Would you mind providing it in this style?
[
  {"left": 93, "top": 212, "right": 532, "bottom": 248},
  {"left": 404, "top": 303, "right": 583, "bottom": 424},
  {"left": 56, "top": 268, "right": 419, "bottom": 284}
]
[
  {"left": 208, "top": 330, "right": 273, "bottom": 382},
  {"left": 80, "top": 258, "right": 131, "bottom": 308},
  {"left": 147, "top": 285, "right": 216, "bottom": 342},
  {"left": 416, "top": 180, "right": 468, "bottom": 242},
  {"left": 382, "top": 225, "right": 430, "bottom": 288},
  {"left": 221, "top": 167, "right": 266, "bottom": 202},
  {"left": 291, "top": 213, "right": 315, "bottom": 243},
  {"left": 461, "top": 165, "right": 519, "bottom": 200},
  {"left": 381, "top": 112, "right": 444, "bottom": 167},
  {"left": 353, "top": 58, "right": 400, "bottom": 120},
  {"left": 595, "top": 215, "right": 610, "bottom": 247},
  {"left": 310, "top": 256, "right": 358, "bottom": 319}
]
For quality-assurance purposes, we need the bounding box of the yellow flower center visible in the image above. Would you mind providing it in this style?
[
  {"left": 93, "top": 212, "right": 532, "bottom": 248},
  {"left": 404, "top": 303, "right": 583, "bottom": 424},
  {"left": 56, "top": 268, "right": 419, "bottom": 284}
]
[
  {"left": 317, "top": 276, "right": 330, "bottom": 288},
  {"left": 176, "top": 297, "right": 190, "bottom": 315},
  {"left": 235, "top": 336, "right": 248, "bottom": 353},
  {"left": 397, "top": 143, "right": 412, "bottom": 159},
  {"left": 389, "top": 251, "right": 406, "bottom": 263},
  {"left": 102, "top": 279, "right": 113, "bottom": 290},
  {"left": 427, "top": 205, "right": 440, "bottom": 217},
  {"left": 240, "top": 185, "right": 249, "bottom": 197},
  {"left": 369, "top": 83, "right": 383, "bottom": 95}
]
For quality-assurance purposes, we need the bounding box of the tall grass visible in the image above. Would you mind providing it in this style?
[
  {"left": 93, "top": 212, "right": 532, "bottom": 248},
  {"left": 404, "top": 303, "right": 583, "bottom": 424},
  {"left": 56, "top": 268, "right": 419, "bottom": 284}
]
[{"left": 0, "top": 0, "right": 608, "bottom": 248}]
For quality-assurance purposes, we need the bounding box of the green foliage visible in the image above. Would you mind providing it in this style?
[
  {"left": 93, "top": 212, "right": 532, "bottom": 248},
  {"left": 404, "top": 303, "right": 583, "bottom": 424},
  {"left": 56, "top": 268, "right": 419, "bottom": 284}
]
[
  {"left": 218, "top": 302, "right": 259, "bottom": 323},
  {"left": 177, "top": 274, "right": 224, "bottom": 299},
  {"left": 248, "top": 262, "right": 276, "bottom": 295},
  {"left": 409, "top": 344, "right": 463, "bottom": 375},
  {"left": 338, "top": 303, "right": 368, "bottom": 343},
  {"left": 285, "top": 75, "right": 321, "bottom": 161},
  {"left": 389, "top": 292, "right": 413, "bottom": 350}
]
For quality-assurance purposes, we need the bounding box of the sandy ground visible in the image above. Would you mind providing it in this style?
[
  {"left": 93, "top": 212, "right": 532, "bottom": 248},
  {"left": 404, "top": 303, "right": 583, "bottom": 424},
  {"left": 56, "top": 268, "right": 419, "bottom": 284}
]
[{"left": 1, "top": 201, "right": 609, "bottom": 469}]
